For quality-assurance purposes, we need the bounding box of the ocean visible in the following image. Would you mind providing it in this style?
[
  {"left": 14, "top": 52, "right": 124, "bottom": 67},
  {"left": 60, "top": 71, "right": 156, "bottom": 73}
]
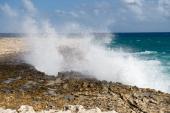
[
  {"left": 112, "top": 32, "right": 170, "bottom": 73},
  {"left": 106, "top": 32, "right": 170, "bottom": 92}
]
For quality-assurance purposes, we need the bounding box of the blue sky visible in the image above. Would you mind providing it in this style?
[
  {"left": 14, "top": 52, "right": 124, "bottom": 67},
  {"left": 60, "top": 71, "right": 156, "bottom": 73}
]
[{"left": 0, "top": 0, "right": 170, "bottom": 33}]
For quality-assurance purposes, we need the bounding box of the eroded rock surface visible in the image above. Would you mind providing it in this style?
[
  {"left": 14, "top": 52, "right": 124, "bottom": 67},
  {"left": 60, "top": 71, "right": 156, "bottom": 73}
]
[{"left": 0, "top": 62, "right": 170, "bottom": 113}]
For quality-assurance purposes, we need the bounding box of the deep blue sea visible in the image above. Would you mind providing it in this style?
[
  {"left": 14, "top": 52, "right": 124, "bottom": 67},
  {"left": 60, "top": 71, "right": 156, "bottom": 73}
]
[{"left": 112, "top": 32, "right": 170, "bottom": 73}]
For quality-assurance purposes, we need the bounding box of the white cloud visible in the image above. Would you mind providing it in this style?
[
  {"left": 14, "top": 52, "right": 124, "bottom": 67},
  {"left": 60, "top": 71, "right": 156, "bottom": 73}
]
[
  {"left": 158, "top": 0, "right": 170, "bottom": 17},
  {"left": 122, "top": 0, "right": 145, "bottom": 20},
  {"left": 55, "top": 10, "right": 84, "bottom": 18},
  {"left": 0, "top": 3, "right": 17, "bottom": 17},
  {"left": 124, "top": 0, "right": 141, "bottom": 5},
  {"left": 55, "top": 10, "right": 66, "bottom": 15},
  {"left": 54, "top": 1, "right": 115, "bottom": 33},
  {"left": 69, "top": 11, "right": 79, "bottom": 18},
  {"left": 122, "top": 0, "right": 170, "bottom": 21},
  {"left": 22, "top": 0, "right": 36, "bottom": 14}
]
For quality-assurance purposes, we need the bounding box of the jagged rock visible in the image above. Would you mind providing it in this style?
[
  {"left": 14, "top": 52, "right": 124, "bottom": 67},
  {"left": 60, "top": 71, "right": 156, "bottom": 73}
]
[{"left": 0, "top": 62, "right": 170, "bottom": 113}]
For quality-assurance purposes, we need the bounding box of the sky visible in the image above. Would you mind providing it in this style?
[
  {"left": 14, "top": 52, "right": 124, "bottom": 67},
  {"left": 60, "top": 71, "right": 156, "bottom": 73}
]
[{"left": 0, "top": 0, "right": 170, "bottom": 33}]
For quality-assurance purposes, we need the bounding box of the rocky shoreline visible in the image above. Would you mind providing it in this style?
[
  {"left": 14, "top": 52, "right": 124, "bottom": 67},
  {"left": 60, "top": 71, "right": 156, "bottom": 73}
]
[
  {"left": 0, "top": 38, "right": 170, "bottom": 113},
  {"left": 0, "top": 56, "right": 170, "bottom": 113}
]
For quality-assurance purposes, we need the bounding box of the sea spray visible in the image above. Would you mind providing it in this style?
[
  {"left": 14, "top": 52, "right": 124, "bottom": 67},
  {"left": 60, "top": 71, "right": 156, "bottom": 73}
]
[
  {"left": 23, "top": 31, "right": 170, "bottom": 92},
  {"left": 8, "top": 0, "right": 170, "bottom": 92}
]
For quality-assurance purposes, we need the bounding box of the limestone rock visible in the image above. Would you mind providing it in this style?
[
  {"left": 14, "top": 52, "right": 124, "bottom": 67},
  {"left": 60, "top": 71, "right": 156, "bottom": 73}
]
[
  {"left": 0, "top": 105, "right": 118, "bottom": 113},
  {"left": 0, "top": 62, "right": 170, "bottom": 113},
  {"left": 18, "top": 105, "right": 36, "bottom": 113}
]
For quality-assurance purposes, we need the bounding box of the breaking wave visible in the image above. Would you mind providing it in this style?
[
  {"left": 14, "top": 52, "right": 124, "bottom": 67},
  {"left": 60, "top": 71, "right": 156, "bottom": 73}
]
[{"left": 14, "top": 0, "right": 170, "bottom": 93}]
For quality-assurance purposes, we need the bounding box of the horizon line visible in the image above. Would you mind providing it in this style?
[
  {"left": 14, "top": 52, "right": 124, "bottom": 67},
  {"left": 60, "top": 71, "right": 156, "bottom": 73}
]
[{"left": 0, "top": 32, "right": 170, "bottom": 34}]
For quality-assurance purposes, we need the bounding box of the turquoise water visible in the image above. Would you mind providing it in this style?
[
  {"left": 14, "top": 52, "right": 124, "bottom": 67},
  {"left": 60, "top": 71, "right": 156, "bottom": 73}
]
[
  {"left": 111, "top": 33, "right": 170, "bottom": 73},
  {"left": 1, "top": 33, "right": 170, "bottom": 92}
]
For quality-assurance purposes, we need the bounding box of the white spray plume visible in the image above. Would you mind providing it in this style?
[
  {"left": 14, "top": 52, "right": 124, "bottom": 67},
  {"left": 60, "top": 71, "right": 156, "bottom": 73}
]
[
  {"left": 22, "top": 22, "right": 170, "bottom": 92},
  {"left": 19, "top": 0, "right": 170, "bottom": 93}
]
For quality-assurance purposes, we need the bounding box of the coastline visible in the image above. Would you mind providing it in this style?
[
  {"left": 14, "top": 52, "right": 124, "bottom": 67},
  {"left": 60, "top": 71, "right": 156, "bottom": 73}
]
[{"left": 0, "top": 38, "right": 170, "bottom": 113}]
